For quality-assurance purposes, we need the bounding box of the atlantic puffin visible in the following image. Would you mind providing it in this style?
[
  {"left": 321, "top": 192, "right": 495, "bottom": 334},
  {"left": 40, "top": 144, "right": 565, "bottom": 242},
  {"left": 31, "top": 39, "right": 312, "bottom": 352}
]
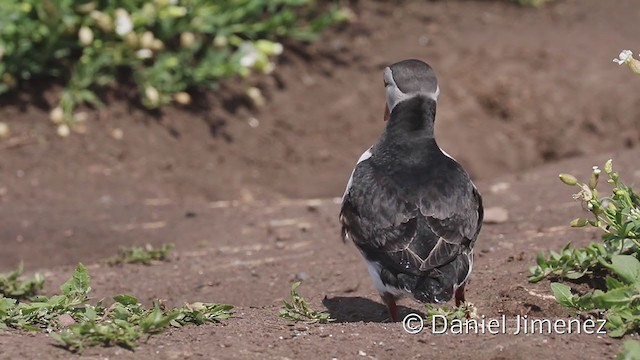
[{"left": 339, "top": 59, "right": 483, "bottom": 321}]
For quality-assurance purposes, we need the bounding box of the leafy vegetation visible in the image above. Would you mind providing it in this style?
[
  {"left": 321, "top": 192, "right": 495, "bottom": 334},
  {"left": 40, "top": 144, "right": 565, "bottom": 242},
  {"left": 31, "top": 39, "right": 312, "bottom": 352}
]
[
  {"left": 0, "top": 263, "right": 233, "bottom": 352},
  {"left": 0, "top": 262, "right": 44, "bottom": 300},
  {"left": 424, "top": 302, "right": 475, "bottom": 326},
  {"left": 530, "top": 159, "right": 640, "bottom": 337},
  {"left": 106, "top": 243, "right": 174, "bottom": 265},
  {"left": 0, "top": 0, "right": 350, "bottom": 125},
  {"left": 279, "top": 281, "right": 333, "bottom": 324},
  {"left": 618, "top": 340, "right": 640, "bottom": 360}
]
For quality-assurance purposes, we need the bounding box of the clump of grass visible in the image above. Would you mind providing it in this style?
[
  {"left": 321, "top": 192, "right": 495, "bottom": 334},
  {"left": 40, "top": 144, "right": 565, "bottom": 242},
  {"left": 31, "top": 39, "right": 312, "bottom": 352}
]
[
  {"left": 0, "top": 263, "right": 233, "bottom": 352},
  {"left": 279, "top": 282, "right": 333, "bottom": 324},
  {"left": 107, "top": 243, "right": 174, "bottom": 266},
  {"left": 0, "top": 262, "right": 44, "bottom": 300},
  {"left": 530, "top": 159, "right": 640, "bottom": 337}
]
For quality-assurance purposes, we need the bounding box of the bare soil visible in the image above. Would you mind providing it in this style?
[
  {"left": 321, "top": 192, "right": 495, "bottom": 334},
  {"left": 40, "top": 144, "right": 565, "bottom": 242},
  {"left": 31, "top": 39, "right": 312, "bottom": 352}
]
[{"left": 1, "top": 0, "right": 640, "bottom": 359}]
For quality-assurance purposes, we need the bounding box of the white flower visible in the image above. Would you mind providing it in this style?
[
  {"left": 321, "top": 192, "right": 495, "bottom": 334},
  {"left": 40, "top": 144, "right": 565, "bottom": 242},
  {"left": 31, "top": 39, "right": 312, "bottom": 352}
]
[
  {"left": 613, "top": 50, "right": 633, "bottom": 65},
  {"left": 238, "top": 42, "right": 259, "bottom": 68},
  {"left": 136, "top": 48, "right": 153, "bottom": 59},
  {"left": 592, "top": 166, "right": 601, "bottom": 175},
  {"left": 115, "top": 9, "right": 133, "bottom": 36}
]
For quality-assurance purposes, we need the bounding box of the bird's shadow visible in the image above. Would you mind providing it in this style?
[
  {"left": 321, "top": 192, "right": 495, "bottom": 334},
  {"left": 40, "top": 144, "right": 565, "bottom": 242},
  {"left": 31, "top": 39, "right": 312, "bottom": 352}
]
[{"left": 322, "top": 296, "right": 424, "bottom": 323}]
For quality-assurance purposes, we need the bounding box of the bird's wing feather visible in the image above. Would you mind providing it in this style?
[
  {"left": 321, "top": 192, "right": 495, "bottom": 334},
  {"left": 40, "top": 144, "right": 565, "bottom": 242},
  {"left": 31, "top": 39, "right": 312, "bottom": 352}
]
[{"left": 340, "top": 156, "right": 482, "bottom": 277}]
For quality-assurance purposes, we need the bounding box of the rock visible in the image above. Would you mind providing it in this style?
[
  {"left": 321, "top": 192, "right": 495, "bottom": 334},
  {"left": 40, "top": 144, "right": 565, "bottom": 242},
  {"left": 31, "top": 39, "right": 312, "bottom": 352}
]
[
  {"left": 294, "top": 272, "right": 309, "bottom": 281},
  {"left": 483, "top": 207, "right": 509, "bottom": 224},
  {"left": 57, "top": 314, "right": 76, "bottom": 327}
]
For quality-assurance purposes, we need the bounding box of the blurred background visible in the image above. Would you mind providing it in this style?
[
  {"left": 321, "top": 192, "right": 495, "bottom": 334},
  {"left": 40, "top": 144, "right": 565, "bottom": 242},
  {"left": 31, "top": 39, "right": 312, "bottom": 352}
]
[{"left": 0, "top": 0, "right": 638, "bottom": 266}]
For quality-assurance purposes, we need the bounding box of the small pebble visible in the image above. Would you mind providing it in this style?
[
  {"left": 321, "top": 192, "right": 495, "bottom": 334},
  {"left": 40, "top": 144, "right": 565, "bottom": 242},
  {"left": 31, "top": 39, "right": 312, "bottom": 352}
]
[{"left": 484, "top": 207, "right": 509, "bottom": 224}]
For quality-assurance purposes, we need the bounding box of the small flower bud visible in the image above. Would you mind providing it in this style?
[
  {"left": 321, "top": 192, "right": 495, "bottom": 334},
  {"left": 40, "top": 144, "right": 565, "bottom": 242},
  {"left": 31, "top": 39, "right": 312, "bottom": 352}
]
[
  {"left": 90, "top": 11, "right": 113, "bottom": 32},
  {"left": 78, "top": 26, "right": 94, "bottom": 46},
  {"left": 180, "top": 32, "right": 195, "bottom": 48},
  {"left": 0, "top": 122, "right": 10, "bottom": 139},
  {"left": 604, "top": 159, "right": 613, "bottom": 175},
  {"left": 124, "top": 32, "right": 138, "bottom": 47},
  {"left": 213, "top": 35, "right": 228, "bottom": 48},
  {"left": 246, "top": 87, "right": 265, "bottom": 107},
  {"left": 570, "top": 218, "right": 588, "bottom": 227},
  {"left": 559, "top": 173, "right": 578, "bottom": 186},
  {"left": 151, "top": 39, "right": 164, "bottom": 51},
  {"left": 57, "top": 124, "right": 71, "bottom": 137},
  {"left": 174, "top": 92, "right": 191, "bottom": 105},
  {"left": 589, "top": 169, "right": 599, "bottom": 190},
  {"left": 255, "top": 40, "right": 283, "bottom": 56},
  {"left": 145, "top": 86, "right": 160, "bottom": 107},
  {"left": 140, "top": 31, "right": 155, "bottom": 49},
  {"left": 50, "top": 107, "right": 64, "bottom": 124}
]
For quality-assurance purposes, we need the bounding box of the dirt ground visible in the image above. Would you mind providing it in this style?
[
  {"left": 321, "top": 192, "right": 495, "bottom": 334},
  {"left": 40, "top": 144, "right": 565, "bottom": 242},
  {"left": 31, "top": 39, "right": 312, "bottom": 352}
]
[{"left": 1, "top": 0, "right": 640, "bottom": 359}]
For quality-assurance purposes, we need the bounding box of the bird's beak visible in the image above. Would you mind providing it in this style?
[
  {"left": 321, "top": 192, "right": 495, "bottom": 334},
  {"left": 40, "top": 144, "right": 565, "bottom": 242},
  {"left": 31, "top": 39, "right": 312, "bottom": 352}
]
[{"left": 384, "top": 103, "right": 390, "bottom": 121}]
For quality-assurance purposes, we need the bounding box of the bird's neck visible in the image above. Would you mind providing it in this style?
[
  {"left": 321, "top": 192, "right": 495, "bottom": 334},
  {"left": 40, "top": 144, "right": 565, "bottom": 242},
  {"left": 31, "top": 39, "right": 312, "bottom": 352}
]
[
  {"left": 385, "top": 96, "right": 436, "bottom": 138},
  {"left": 372, "top": 97, "right": 442, "bottom": 170}
]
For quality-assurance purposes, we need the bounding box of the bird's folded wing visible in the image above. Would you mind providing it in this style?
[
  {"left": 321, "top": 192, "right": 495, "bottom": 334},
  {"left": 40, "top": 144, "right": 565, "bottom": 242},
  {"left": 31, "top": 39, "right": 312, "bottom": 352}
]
[{"left": 340, "top": 161, "right": 482, "bottom": 275}]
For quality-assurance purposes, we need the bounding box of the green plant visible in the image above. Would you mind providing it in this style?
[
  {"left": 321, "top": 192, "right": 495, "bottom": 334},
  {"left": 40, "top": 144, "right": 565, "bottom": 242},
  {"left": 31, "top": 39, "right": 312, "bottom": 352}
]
[
  {"left": 107, "top": 243, "right": 174, "bottom": 265},
  {"left": 0, "top": 262, "right": 44, "bottom": 300},
  {"left": 618, "top": 340, "right": 640, "bottom": 360},
  {"left": 278, "top": 281, "right": 333, "bottom": 324},
  {"left": 530, "top": 159, "right": 640, "bottom": 283},
  {"left": 424, "top": 302, "right": 475, "bottom": 326},
  {"left": 530, "top": 160, "right": 640, "bottom": 337},
  {"left": 0, "top": 0, "right": 350, "bottom": 125},
  {"left": 0, "top": 263, "right": 233, "bottom": 352}
]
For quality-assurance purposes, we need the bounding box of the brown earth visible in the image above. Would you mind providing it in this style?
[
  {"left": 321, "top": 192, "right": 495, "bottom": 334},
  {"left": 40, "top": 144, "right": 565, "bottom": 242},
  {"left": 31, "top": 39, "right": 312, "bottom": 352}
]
[{"left": 1, "top": 0, "right": 640, "bottom": 359}]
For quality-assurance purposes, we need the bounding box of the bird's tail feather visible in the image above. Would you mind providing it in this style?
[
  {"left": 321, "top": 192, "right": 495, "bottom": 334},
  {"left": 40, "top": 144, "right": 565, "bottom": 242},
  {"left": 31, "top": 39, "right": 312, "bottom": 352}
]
[{"left": 400, "top": 254, "right": 470, "bottom": 303}]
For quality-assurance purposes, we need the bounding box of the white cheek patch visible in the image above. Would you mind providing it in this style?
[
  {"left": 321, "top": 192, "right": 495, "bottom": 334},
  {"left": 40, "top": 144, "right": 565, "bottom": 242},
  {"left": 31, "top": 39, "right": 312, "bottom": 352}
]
[{"left": 384, "top": 67, "right": 439, "bottom": 113}]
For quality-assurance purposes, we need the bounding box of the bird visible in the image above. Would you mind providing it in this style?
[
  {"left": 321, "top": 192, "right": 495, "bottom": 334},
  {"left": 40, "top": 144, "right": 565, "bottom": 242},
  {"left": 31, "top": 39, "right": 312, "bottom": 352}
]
[{"left": 339, "top": 59, "right": 483, "bottom": 322}]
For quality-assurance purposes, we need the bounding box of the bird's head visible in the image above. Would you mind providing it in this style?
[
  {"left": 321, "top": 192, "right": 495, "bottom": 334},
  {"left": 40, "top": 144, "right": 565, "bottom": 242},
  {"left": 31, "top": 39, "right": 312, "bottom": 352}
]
[{"left": 383, "top": 59, "right": 439, "bottom": 121}]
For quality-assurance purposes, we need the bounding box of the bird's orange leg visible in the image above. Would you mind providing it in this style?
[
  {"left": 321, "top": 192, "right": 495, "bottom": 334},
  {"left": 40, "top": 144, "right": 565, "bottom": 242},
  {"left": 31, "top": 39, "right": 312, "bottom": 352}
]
[{"left": 381, "top": 293, "right": 399, "bottom": 322}]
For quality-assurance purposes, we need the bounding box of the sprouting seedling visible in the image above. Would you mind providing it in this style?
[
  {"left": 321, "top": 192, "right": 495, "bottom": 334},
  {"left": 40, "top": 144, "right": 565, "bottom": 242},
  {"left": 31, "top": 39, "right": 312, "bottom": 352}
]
[
  {"left": 423, "top": 302, "right": 476, "bottom": 326},
  {"left": 278, "top": 282, "right": 333, "bottom": 324},
  {"left": 0, "top": 262, "right": 44, "bottom": 300},
  {"left": 106, "top": 243, "right": 174, "bottom": 266}
]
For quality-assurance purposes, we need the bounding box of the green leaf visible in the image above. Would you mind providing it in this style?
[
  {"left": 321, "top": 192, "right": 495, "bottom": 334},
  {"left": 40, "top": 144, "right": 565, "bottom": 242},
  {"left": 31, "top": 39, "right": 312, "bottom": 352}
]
[
  {"left": 617, "top": 340, "right": 640, "bottom": 359},
  {"left": 113, "top": 295, "right": 138, "bottom": 306},
  {"left": 608, "top": 255, "right": 640, "bottom": 285},
  {"left": 60, "top": 263, "right": 90, "bottom": 298},
  {"left": 550, "top": 283, "right": 574, "bottom": 307}
]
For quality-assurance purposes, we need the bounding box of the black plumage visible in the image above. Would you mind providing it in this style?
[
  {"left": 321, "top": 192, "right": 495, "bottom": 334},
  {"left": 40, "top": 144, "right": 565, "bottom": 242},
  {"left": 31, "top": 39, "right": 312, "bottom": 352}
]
[{"left": 340, "top": 60, "right": 483, "bottom": 321}]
